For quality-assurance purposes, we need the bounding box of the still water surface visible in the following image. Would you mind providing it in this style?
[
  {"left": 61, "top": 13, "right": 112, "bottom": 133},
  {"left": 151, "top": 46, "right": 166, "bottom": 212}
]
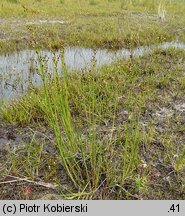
[{"left": 0, "top": 41, "right": 185, "bottom": 102}]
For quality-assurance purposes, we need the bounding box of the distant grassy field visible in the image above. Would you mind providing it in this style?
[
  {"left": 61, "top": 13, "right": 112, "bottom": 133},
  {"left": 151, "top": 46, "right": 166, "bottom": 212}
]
[
  {"left": 1, "top": 0, "right": 185, "bottom": 18},
  {"left": 0, "top": 0, "right": 185, "bottom": 53}
]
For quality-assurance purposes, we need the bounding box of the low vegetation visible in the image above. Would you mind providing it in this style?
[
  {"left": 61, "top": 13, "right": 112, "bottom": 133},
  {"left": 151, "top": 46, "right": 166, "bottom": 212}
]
[
  {"left": 1, "top": 47, "right": 185, "bottom": 199},
  {"left": 0, "top": 0, "right": 185, "bottom": 53}
]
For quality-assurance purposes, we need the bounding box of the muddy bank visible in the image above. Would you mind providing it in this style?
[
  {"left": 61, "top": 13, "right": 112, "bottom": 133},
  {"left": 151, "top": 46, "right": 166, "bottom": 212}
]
[{"left": 0, "top": 94, "right": 184, "bottom": 199}]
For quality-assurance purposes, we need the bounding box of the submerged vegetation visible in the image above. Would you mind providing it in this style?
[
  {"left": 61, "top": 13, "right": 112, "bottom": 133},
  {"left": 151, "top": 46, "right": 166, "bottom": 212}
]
[{"left": 0, "top": 0, "right": 185, "bottom": 199}]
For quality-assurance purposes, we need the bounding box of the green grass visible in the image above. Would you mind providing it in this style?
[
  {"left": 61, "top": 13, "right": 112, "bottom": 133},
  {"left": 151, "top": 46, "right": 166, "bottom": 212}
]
[
  {"left": 2, "top": 48, "right": 142, "bottom": 196},
  {"left": 1, "top": 48, "right": 185, "bottom": 199},
  {"left": 0, "top": 0, "right": 185, "bottom": 53},
  {"left": 1, "top": 0, "right": 185, "bottom": 18},
  {"left": 0, "top": 0, "right": 185, "bottom": 200}
]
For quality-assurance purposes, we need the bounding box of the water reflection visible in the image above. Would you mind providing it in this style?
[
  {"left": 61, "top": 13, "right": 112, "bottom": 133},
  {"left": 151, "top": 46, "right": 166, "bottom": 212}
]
[{"left": 0, "top": 41, "right": 185, "bottom": 102}]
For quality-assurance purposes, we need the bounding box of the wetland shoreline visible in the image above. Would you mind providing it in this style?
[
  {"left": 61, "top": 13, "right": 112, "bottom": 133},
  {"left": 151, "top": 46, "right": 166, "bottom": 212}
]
[{"left": 0, "top": 0, "right": 185, "bottom": 200}]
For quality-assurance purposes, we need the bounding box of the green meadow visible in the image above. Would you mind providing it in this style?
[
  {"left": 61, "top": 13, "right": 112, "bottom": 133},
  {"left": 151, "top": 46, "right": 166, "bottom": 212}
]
[{"left": 0, "top": 0, "right": 185, "bottom": 199}]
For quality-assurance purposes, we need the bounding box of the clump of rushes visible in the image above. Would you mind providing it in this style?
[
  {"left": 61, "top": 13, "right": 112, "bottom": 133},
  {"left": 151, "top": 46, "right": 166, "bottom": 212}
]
[{"left": 6, "top": 47, "right": 141, "bottom": 197}]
